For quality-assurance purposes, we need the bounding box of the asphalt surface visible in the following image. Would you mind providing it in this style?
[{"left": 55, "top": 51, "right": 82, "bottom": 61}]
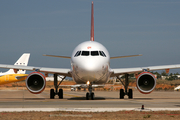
[{"left": 0, "top": 88, "right": 180, "bottom": 110}]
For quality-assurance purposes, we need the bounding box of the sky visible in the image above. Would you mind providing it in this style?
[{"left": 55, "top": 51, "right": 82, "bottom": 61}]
[{"left": 0, "top": 0, "right": 180, "bottom": 73}]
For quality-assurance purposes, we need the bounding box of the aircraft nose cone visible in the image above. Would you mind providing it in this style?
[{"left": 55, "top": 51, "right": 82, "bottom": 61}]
[
  {"left": 80, "top": 59, "right": 102, "bottom": 72},
  {"left": 77, "top": 58, "right": 107, "bottom": 82}
]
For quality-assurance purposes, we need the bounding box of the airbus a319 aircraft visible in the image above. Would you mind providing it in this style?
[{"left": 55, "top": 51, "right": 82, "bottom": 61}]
[
  {"left": 0, "top": 2, "right": 180, "bottom": 100},
  {"left": 0, "top": 53, "right": 30, "bottom": 85}
]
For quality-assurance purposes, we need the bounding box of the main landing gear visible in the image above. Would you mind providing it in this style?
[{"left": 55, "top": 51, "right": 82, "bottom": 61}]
[
  {"left": 117, "top": 74, "right": 133, "bottom": 99},
  {"left": 50, "top": 74, "right": 66, "bottom": 99},
  {"left": 86, "top": 84, "right": 94, "bottom": 100}
]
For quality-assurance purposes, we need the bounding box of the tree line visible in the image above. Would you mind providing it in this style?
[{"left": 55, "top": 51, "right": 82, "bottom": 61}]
[{"left": 151, "top": 71, "right": 180, "bottom": 81}]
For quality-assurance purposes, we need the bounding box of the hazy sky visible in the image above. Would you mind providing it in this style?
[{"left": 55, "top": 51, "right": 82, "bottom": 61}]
[{"left": 0, "top": 0, "right": 180, "bottom": 73}]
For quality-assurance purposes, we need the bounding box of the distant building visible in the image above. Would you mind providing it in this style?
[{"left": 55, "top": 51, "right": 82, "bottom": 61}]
[
  {"left": 176, "top": 75, "right": 180, "bottom": 79},
  {"left": 161, "top": 76, "right": 168, "bottom": 80}
]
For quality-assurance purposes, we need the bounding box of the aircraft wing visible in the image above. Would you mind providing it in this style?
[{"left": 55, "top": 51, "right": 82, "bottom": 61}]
[
  {"left": 43, "top": 54, "right": 71, "bottom": 59},
  {"left": 0, "top": 64, "right": 72, "bottom": 77},
  {"left": 110, "top": 64, "right": 180, "bottom": 77},
  {"left": 110, "top": 54, "right": 142, "bottom": 59}
]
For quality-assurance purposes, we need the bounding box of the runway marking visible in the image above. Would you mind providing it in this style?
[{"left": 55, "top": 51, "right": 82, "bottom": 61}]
[{"left": 0, "top": 108, "right": 180, "bottom": 112}]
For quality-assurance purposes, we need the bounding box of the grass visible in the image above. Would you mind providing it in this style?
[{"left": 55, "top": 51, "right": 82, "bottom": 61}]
[{"left": 1, "top": 111, "right": 180, "bottom": 120}]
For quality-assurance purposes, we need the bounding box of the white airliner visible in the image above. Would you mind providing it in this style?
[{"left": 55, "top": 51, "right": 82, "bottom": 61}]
[
  {"left": 0, "top": 2, "right": 180, "bottom": 100},
  {"left": 0, "top": 53, "right": 30, "bottom": 85}
]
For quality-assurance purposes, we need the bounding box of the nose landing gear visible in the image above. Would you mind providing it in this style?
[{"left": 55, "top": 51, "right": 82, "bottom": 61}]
[{"left": 86, "top": 84, "right": 94, "bottom": 100}]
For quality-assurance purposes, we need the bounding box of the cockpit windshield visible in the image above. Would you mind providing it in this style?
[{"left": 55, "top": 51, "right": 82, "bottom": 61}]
[
  {"left": 91, "top": 51, "right": 99, "bottom": 56},
  {"left": 74, "top": 50, "right": 106, "bottom": 57},
  {"left": 81, "top": 51, "right": 89, "bottom": 56}
]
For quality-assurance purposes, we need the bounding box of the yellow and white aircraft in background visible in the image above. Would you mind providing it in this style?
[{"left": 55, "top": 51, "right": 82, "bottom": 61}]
[{"left": 0, "top": 53, "right": 30, "bottom": 85}]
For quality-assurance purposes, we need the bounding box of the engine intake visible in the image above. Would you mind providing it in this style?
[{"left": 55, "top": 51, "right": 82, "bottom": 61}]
[
  {"left": 136, "top": 72, "right": 156, "bottom": 94},
  {"left": 25, "top": 72, "right": 46, "bottom": 94}
]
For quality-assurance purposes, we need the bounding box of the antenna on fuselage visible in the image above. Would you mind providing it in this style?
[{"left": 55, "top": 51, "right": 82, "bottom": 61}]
[{"left": 90, "top": 1, "right": 94, "bottom": 41}]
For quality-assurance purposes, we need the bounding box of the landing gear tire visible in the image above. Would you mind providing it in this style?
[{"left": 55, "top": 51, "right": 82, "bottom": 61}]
[
  {"left": 91, "top": 92, "right": 94, "bottom": 100},
  {"left": 120, "top": 89, "right": 124, "bottom": 99},
  {"left": 58, "top": 89, "right": 63, "bottom": 99},
  {"left": 86, "top": 92, "right": 89, "bottom": 100},
  {"left": 86, "top": 92, "right": 94, "bottom": 100},
  {"left": 50, "top": 89, "right": 55, "bottom": 99},
  {"left": 128, "top": 89, "right": 133, "bottom": 99}
]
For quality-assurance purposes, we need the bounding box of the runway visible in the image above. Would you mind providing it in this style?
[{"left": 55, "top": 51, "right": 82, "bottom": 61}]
[{"left": 0, "top": 88, "right": 180, "bottom": 112}]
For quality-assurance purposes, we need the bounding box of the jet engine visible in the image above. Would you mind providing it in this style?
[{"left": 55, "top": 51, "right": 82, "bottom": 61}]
[
  {"left": 136, "top": 72, "right": 156, "bottom": 94},
  {"left": 25, "top": 72, "right": 46, "bottom": 94}
]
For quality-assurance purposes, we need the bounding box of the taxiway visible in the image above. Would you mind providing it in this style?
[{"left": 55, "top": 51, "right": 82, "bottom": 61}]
[{"left": 0, "top": 88, "right": 180, "bottom": 111}]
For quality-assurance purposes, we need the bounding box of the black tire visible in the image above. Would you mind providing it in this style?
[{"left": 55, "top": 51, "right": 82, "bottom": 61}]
[
  {"left": 128, "top": 89, "right": 133, "bottom": 99},
  {"left": 91, "top": 92, "right": 94, "bottom": 100},
  {"left": 50, "top": 89, "right": 55, "bottom": 99},
  {"left": 58, "top": 89, "right": 63, "bottom": 99},
  {"left": 120, "top": 89, "right": 124, "bottom": 99},
  {"left": 86, "top": 92, "right": 89, "bottom": 100}
]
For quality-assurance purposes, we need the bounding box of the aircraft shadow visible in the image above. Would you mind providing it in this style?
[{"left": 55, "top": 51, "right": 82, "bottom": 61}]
[
  {"left": 0, "top": 97, "right": 179, "bottom": 101},
  {"left": 68, "top": 97, "right": 105, "bottom": 100}
]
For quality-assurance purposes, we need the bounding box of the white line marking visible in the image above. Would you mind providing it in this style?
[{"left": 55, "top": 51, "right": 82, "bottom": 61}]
[{"left": 0, "top": 108, "right": 180, "bottom": 112}]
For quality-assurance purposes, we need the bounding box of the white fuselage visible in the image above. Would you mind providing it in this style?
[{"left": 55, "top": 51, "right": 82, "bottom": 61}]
[{"left": 71, "top": 41, "right": 111, "bottom": 84}]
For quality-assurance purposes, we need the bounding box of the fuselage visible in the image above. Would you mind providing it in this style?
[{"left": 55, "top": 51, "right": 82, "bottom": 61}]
[
  {"left": 71, "top": 41, "right": 111, "bottom": 84},
  {"left": 0, "top": 73, "right": 28, "bottom": 85}
]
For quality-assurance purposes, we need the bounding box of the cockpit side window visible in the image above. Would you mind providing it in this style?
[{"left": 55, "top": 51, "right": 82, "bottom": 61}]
[
  {"left": 99, "top": 51, "right": 106, "bottom": 57},
  {"left": 76, "top": 51, "right": 81, "bottom": 56},
  {"left": 99, "top": 51, "right": 103, "bottom": 56},
  {"left": 101, "top": 51, "right": 106, "bottom": 57},
  {"left": 81, "top": 51, "right": 89, "bottom": 56},
  {"left": 91, "top": 51, "right": 99, "bottom": 56},
  {"left": 74, "top": 51, "right": 81, "bottom": 57}
]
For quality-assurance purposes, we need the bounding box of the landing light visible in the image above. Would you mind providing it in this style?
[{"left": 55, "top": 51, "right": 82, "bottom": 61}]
[{"left": 87, "top": 81, "right": 90, "bottom": 85}]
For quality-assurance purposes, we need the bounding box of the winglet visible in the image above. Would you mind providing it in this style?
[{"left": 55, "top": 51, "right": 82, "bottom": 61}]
[{"left": 90, "top": 1, "right": 94, "bottom": 41}]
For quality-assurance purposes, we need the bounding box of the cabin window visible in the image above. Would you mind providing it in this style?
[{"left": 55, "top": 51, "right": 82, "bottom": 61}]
[
  {"left": 91, "top": 51, "right": 99, "bottom": 56},
  {"left": 81, "top": 51, "right": 89, "bottom": 56}
]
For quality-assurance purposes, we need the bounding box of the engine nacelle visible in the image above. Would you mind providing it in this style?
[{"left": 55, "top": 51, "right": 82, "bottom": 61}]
[
  {"left": 25, "top": 72, "right": 46, "bottom": 94},
  {"left": 136, "top": 72, "right": 156, "bottom": 94}
]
